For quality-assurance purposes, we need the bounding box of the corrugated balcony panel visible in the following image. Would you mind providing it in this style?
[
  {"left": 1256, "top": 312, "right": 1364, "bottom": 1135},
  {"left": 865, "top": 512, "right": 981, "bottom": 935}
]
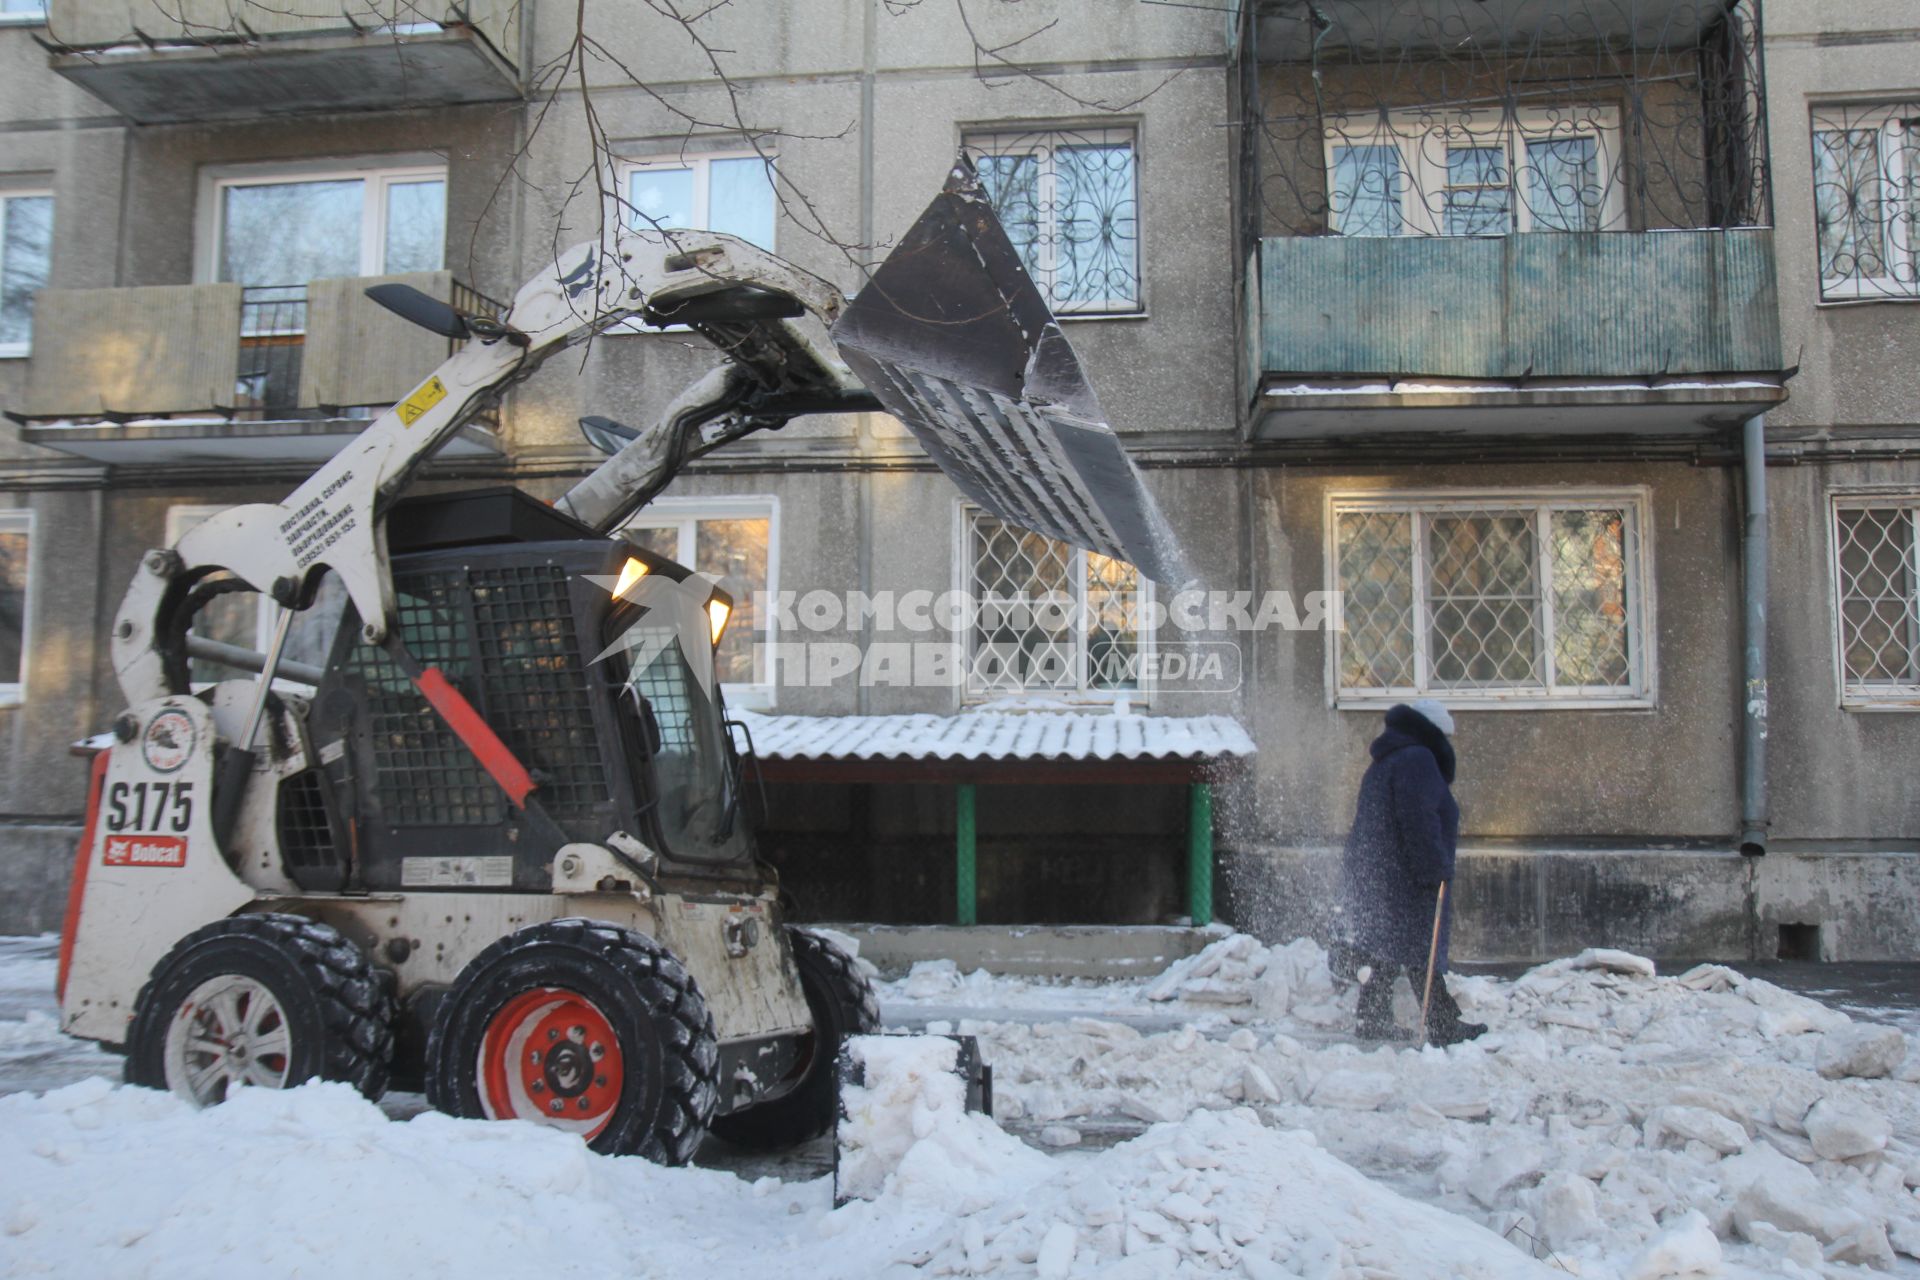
[
  {"left": 45, "top": 1, "right": 519, "bottom": 123},
  {"left": 21, "top": 284, "right": 242, "bottom": 419},
  {"left": 300, "top": 270, "right": 454, "bottom": 410},
  {"left": 1257, "top": 229, "right": 1780, "bottom": 382}
]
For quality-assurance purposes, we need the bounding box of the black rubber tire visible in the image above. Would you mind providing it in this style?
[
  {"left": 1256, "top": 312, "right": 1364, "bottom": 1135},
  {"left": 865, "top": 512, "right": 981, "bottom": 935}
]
[
  {"left": 709, "top": 928, "right": 880, "bottom": 1150},
  {"left": 125, "top": 913, "right": 395, "bottom": 1101},
  {"left": 424, "top": 918, "right": 720, "bottom": 1164}
]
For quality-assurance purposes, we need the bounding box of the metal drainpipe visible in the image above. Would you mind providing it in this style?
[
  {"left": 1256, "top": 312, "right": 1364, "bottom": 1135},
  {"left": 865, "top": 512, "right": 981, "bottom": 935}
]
[{"left": 1740, "top": 412, "right": 1769, "bottom": 856}]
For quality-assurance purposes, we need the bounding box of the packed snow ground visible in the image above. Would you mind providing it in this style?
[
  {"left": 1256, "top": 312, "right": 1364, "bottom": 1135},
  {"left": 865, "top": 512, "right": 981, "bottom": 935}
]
[{"left": 1, "top": 930, "right": 1917, "bottom": 1278}]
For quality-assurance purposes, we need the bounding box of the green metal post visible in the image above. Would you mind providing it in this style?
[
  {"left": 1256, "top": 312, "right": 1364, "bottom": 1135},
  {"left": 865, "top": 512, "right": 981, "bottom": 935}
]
[
  {"left": 1187, "top": 782, "right": 1214, "bottom": 926},
  {"left": 956, "top": 782, "right": 977, "bottom": 926}
]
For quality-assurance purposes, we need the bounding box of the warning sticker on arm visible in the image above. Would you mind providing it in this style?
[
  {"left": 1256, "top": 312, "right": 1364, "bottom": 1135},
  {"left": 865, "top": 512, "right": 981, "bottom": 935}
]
[{"left": 397, "top": 376, "right": 449, "bottom": 426}]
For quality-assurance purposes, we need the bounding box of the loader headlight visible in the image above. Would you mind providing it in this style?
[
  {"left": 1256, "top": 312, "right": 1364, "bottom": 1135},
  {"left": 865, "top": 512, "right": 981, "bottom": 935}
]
[
  {"left": 612, "top": 557, "right": 650, "bottom": 600},
  {"left": 707, "top": 597, "right": 731, "bottom": 646}
]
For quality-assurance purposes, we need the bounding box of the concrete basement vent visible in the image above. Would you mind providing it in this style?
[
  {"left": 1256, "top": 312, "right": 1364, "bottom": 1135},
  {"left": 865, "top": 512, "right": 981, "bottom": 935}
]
[{"left": 1776, "top": 922, "right": 1824, "bottom": 962}]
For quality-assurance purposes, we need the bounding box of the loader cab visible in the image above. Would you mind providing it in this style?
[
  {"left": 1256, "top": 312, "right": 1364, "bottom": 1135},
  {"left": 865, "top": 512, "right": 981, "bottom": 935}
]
[{"left": 294, "top": 487, "right": 755, "bottom": 895}]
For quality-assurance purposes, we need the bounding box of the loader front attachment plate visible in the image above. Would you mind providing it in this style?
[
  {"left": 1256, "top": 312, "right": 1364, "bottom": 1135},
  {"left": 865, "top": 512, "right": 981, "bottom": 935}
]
[
  {"left": 831, "top": 160, "right": 1193, "bottom": 586},
  {"left": 833, "top": 1033, "right": 993, "bottom": 1207}
]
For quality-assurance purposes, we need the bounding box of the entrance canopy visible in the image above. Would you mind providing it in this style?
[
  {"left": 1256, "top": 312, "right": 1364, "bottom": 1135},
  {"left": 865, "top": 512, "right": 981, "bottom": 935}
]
[
  {"left": 733, "top": 711, "right": 1255, "bottom": 785},
  {"left": 734, "top": 711, "right": 1254, "bottom": 926}
]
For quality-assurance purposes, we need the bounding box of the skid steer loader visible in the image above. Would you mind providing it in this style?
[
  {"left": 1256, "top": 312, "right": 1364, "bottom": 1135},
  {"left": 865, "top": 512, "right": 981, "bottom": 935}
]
[{"left": 55, "top": 162, "right": 1186, "bottom": 1161}]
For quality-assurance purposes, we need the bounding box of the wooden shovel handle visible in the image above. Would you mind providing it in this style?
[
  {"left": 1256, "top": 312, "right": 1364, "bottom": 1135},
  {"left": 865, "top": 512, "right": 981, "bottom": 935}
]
[{"left": 1419, "top": 881, "right": 1449, "bottom": 1044}]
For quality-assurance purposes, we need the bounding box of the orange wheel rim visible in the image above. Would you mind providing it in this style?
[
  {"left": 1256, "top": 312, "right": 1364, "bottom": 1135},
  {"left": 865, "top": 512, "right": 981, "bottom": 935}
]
[{"left": 478, "top": 987, "right": 624, "bottom": 1140}]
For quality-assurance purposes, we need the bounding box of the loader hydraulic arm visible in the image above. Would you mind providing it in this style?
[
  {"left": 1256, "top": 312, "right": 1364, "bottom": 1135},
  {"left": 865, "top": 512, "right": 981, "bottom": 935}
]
[{"left": 111, "top": 229, "right": 871, "bottom": 710}]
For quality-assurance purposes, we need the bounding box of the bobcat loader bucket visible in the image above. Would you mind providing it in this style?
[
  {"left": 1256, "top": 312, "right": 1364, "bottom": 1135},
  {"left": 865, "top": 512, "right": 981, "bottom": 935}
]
[
  {"left": 832, "top": 1033, "right": 993, "bottom": 1207},
  {"left": 832, "top": 159, "right": 1194, "bottom": 586}
]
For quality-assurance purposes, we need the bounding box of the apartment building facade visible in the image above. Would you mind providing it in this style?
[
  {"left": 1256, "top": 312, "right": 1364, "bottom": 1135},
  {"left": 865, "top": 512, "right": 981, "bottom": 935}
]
[
  {"left": 0, "top": 0, "right": 1914, "bottom": 958},
  {"left": 1218, "top": 0, "right": 1920, "bottom": 961}
]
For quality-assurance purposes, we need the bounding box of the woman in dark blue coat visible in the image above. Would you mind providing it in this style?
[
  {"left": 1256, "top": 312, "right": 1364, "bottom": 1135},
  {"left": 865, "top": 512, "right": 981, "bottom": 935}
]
[{"left": 1339, "top": 699, "right": 1485, "bottom": 1044}]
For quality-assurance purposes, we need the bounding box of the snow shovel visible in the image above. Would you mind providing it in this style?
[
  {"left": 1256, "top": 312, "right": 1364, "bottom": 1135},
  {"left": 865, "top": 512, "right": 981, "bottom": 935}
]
[
  {"left": 831, "top": 157, "right": 1194, "bottom": 587},
  {"left": 1419, "top": 881, "right": 1449, "bottom": 1045}
]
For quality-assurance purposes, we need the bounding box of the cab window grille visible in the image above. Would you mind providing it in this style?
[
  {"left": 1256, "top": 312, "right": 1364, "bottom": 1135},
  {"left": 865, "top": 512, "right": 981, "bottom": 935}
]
[
  {"left": 338, "top": 571, "right": 502, "bottom": 826},
  {"left": 469, "top": 564, "right": 609, "bottom": 817},
  {"left": 625, "top": 624, "right": 698, "bottom": 753},
  {"left": 276, "top": 769, "right": 339, "bottom": 873}
]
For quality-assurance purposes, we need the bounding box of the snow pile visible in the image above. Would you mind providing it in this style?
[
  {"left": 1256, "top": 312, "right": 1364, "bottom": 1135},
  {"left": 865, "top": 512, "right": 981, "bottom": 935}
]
[
  {"left": 3, "top": 1074, "right": 1563, "bottom": 1279},
  {"left": 825, "top": 1105, "right": 1562, "bottom": 1278},
  {"left": 835, "top": 1033, "right": 1049, "bottom": 1206},
  {"left": 4, "top": 929, "right": 1919, "bottom": 1279},
  {"left": 887, "top": 934, "right": 1920, "bottom": 1278},
  {"left": 1, "top": 1079, "right": 719, "bottom": 1278}
]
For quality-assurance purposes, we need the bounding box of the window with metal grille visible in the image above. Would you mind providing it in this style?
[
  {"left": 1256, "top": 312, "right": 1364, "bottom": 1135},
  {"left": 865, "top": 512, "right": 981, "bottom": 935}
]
[
  {"left": 1330, "top": 492, "right": 1650, "bottom": 707},
  {"left": 964, "top": 126, "right": 1140, "bottom": 314},
  {"left": 1812, "top": 104, "right": 1920, "bottom": 300},
  {"left": 964, "top": 509, "right": 1146, "bottom": 699},
  {"left": 1832, "top": 497, "right": 1920, "bottom": 705}
]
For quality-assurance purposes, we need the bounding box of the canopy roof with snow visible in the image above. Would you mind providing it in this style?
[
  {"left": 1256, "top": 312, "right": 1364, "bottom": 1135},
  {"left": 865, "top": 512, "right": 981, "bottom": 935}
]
[{"left": 733, "top": 711, "right": 1254, "bottom": 784}]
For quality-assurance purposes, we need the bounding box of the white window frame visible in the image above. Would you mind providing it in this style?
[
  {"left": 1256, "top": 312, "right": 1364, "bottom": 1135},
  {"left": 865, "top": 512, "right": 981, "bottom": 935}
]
[
  {"left": 614, "top": 148, "right": 778, "bottom": 247},
  {"left": 1828, "top": 489, "right": 1920, "bottom": 709},
  {"left": 194, "top": 157, "right": 448, "bottom": 285},
  {"left": 1810, "top": 104, "right": 1920, "bottom": 301},
  {"left": 955, "top": 502, "right": 1156, "bottom": 706},
  {"left": 621, "top": 495, "right": 779, "bottom": 709},
  {"left": 963, "top": 125, "right": 1144, "bottom": 316},
  {"left": 0, "top": 185, "right": 54, "bottom": 359},
  {"left": 0, "top": 509, "right": 32, "bottom": 706},
  {"left": 1326, "top": 488, "right": 1656, "bottom": 710},
  {"left": 1325, "top": 104, "right": 1626, "bottom": 237},
  {"left": 608, "top": 148, "right": 779, "bottom": 335},
  {"left": 0, "top": 2, "right": 47, "bottom": 25}
]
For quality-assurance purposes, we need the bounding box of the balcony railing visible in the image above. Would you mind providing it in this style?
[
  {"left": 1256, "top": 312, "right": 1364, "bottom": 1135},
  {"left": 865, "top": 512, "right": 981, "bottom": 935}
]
[
  {"left": 12, "top": 272, "right": 504, "bottom": 463},
  {"left": 237, "top": 286, "right": 307, "bottom": 418},
  {"left": 43, "top": 0, "right": 520, "bottom": 123}
]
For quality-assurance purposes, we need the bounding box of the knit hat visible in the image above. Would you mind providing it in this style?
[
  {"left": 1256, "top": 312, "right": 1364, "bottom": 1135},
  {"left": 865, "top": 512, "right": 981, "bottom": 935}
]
[{"left": 1405, "top": 698, "right": 1455, "bottom": 736}]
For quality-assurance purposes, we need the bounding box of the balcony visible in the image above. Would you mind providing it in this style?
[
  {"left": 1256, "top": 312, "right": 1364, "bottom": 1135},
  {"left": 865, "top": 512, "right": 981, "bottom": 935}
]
[
  {"left": 1245, "top": 230, "right": 1783, "bottom": 437},
  {"left": 11, "top": 272, "right": 502, "bottom": 466},
  {"left": 43, "top": 1, "right": 519, "bottom": 123},
  {"left": 1233, "top": 0, "right": 1787, "bottom": 438}
]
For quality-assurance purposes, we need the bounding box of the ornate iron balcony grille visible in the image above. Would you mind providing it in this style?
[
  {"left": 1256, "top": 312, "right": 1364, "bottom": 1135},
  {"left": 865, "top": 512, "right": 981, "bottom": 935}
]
[
  {"left": 1812, "top": 103, "right": 1920, "bottom": 301},
  {"left": 1239, "top": 0, "right": 1771, "bottom": 240}
]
